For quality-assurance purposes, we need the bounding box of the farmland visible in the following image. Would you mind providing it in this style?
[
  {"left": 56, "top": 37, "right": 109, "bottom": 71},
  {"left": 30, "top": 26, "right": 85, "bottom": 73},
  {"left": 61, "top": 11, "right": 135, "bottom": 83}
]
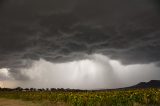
[{"left": 0, "top": 88, "right": 160, "bottom": 106}]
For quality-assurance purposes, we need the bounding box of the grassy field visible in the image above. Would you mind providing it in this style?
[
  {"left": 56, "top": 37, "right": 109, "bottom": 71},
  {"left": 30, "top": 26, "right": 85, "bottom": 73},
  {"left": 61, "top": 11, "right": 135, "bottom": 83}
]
[
  {"left": 0, "top": 88, "right": 160, "bottom": 106},
  {"left": 0, "top": 98, "right": 68, "bottom": 106}
]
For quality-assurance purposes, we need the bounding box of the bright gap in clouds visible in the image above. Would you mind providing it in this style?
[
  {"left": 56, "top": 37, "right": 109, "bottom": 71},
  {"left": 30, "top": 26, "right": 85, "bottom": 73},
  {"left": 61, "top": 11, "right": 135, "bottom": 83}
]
[{"left": 1, "top": 54, "right": 160, "bottom": 89}]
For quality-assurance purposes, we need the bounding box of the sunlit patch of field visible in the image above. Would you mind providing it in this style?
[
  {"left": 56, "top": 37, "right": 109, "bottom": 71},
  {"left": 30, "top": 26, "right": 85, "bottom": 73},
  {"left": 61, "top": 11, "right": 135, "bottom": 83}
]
[{"left": 0, "top": 88, "right": 160, "bottom": 106}]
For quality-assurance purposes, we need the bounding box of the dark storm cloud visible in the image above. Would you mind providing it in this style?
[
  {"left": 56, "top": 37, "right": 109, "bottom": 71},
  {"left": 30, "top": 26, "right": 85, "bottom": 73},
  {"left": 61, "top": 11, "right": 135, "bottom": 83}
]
[{"left": 0, "top": 0, "right": 160, "bottom": 76}]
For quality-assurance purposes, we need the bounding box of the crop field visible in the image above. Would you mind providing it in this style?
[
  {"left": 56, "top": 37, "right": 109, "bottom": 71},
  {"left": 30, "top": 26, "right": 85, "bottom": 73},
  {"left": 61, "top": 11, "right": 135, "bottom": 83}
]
[{"left": 0, "top": 88, "right": 160, "bottom": 106}]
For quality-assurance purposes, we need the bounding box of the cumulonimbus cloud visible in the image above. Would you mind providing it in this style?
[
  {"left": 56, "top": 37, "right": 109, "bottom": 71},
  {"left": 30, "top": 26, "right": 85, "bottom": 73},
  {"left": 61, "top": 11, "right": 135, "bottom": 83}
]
[{"left": 0, "top": 0, "right": 160, "bottom": 87}]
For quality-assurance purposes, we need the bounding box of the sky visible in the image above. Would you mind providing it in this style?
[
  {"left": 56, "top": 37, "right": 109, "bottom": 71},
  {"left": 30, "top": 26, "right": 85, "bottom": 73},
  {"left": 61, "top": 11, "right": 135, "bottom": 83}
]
[{"left": 0, "top": 0, "right": 160, "bottom": 89}]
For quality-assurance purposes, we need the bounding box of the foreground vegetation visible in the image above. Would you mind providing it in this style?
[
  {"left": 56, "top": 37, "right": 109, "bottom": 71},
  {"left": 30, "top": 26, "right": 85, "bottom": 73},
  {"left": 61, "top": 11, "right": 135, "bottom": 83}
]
[{"left": 0, "top": 88, "right": 160, "bottom": 106}]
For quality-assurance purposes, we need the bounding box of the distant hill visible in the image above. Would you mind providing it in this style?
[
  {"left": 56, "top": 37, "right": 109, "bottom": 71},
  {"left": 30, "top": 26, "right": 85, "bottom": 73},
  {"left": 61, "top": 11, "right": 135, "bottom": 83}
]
[{"left": 127, "top": 80, "right": 160, "bottom": 89}]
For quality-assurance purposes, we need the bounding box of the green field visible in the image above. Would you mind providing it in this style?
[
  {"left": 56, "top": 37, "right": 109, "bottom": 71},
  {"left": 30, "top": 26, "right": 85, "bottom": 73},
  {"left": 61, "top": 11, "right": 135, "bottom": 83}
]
[{"left": 0, "top": 88, "right": 160, "bottom": 106}]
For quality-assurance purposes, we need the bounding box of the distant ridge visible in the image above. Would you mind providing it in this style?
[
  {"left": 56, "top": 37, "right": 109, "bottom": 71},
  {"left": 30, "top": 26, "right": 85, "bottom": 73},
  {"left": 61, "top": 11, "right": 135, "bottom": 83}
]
[{"left": 127, "top": 80, "right": 160, "bottom": 89}]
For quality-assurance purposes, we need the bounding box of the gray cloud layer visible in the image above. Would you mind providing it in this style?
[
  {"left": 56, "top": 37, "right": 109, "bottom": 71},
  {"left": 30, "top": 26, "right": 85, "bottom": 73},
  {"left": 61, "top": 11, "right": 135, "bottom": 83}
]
[{"left": 0, "top": 0, "right": 160, "bottom": 70}]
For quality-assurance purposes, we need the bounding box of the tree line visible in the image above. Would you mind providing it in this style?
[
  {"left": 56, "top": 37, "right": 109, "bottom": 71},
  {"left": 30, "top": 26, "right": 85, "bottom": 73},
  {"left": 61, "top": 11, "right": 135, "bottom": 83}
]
[{"left": 0, "top": 87, "right": 90, "bottom": 92}]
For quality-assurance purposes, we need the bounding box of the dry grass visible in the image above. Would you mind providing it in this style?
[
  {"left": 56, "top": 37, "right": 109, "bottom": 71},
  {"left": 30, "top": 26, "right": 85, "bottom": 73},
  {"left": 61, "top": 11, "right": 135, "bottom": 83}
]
[{"left": 0, "top": 98, "right": 68, "bottom": 106}]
